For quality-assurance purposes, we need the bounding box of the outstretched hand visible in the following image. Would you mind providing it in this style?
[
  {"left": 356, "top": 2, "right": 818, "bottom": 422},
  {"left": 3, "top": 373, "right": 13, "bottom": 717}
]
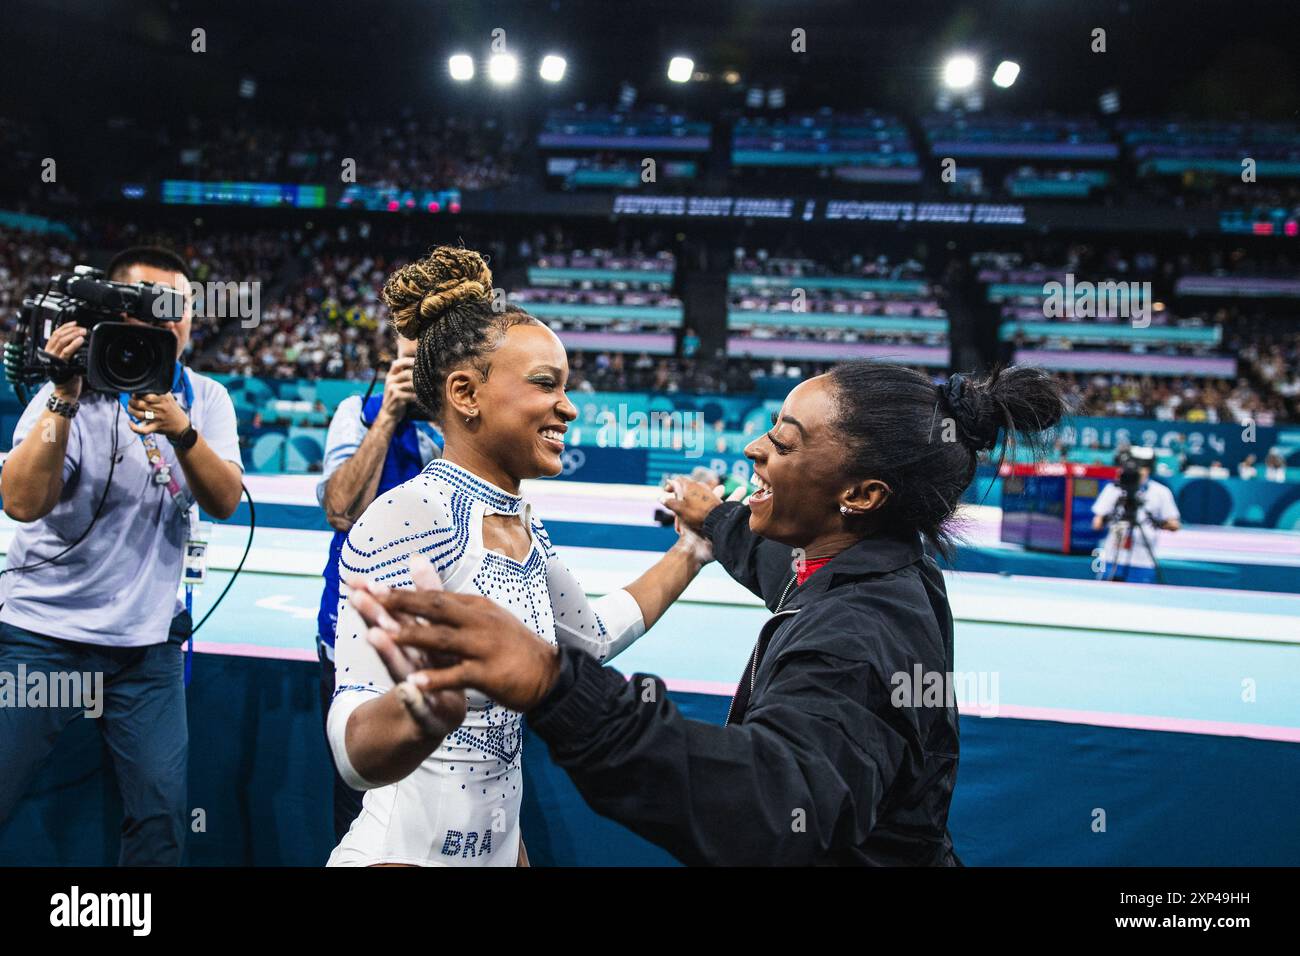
[
  {"left": 661, "top": 476, "right": 726, "bottom": 535},
  {"left": 348, "top": 555, "right": 562, "bottom": 714},
  {"left": 662, "top": 478, "right": 718, "bottom": 565},
  {"left": 346, "top": 557, "right": 467, "bottom": 737}
]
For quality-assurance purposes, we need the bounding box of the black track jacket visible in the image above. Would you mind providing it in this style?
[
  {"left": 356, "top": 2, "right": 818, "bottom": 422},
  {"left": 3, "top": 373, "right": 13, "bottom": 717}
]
[{"left": 527, "top": 501, "right": 961, "bottom": 865}]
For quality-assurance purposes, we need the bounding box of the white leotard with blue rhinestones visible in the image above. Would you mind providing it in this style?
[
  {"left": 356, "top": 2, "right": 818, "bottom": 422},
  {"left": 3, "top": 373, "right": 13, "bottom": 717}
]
[{"left": 325, "top": 459, "right": 645, "bottom": 866}]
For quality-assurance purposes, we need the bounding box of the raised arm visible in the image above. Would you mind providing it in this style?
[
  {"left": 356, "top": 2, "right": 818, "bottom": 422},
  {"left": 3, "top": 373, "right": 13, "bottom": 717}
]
[
  {"left": 666, "top": 481, "right": 795, "bottom": 609},
  {"left": 2, "top": 327, "right": 84, "bottom": 522},
  {"left": 321, "top": 364, "right": 415, "bottom": 532},
  {"left": 536, "top": 517, "right": 705, "bottom": 664}
]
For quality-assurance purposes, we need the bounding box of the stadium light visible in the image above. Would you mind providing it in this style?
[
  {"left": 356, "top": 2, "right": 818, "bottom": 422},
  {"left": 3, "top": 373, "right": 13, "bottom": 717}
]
[
  {"left": 539, "top": 54, "right": 567, "bottom": 83},
  {"left": 488, "top": 52, "right": 519, "bottom": 86},
  {"left": 992, "top": 60, "right": 1020, "bottom": 89},
  {"left": 667, "top": 56, "right": 694, "bottom": 83},
  {"left": 942, "top": 54, "right": 978, "bottom": 90},
  {"left": 448, "top": 54, "right": 474, "bottom": 81}
]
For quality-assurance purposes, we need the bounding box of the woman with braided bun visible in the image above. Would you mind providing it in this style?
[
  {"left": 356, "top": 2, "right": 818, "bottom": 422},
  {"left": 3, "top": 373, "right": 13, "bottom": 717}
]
[
  {"left": 326, "top": 247, "right": 711, "bottom": 866},
  {"left": 347, "top": 361, "right": 1067, "bottom": 865}
]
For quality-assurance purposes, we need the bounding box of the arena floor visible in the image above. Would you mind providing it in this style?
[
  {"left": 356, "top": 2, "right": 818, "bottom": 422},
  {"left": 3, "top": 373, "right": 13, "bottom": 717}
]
[
  {"left": 5, "top": 474, "right": 1299, "bottom": 746},
  {"left": 2, "top": 475, "right": 1298, "bottom": 865}
]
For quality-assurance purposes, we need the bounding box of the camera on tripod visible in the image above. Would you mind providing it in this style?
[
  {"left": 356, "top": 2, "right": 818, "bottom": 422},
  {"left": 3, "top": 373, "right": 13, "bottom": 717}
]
[
  {"left": 4, "top": 265, "right": 187, "bottom": 397},
  {"left": 1114, "top": 448, "right": 1149, "bottom": 522}
]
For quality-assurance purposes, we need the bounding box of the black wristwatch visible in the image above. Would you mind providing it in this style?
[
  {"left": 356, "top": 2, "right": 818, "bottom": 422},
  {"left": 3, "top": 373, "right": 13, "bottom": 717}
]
[
  {"left": 173, "top": 425, "right": 199, "bottom": 452},
  {"left": 46, "top": 394, "right": 79, "bottom": 418}
]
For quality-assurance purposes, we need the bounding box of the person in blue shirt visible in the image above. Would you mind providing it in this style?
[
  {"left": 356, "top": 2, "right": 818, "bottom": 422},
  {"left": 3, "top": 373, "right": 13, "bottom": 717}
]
[{"left": 315, "top": 333, "right": 442, "bottom": 841}]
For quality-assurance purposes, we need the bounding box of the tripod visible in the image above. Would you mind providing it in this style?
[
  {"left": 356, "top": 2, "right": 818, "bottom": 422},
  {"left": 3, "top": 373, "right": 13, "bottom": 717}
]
[{"left": 1101, "top": 494, "right": 1164, "bottom": 584}]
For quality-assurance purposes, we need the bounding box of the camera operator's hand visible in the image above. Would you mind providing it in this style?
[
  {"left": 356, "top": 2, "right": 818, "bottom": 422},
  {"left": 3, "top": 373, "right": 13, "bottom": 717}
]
[
  {"left": 378, "top": 356, "right": 417, "bottom": 423},
  {"left": 127, "top": 392, "right": 190, "bottom": 440},
  {"left": 43, "top": 324, "right": 86, "bottom": 402}
]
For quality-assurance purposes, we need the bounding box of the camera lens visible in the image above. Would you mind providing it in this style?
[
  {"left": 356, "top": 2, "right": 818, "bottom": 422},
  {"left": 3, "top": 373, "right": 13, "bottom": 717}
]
[{"left": 105, "top": 328, "right": 161, "bottom": 389}]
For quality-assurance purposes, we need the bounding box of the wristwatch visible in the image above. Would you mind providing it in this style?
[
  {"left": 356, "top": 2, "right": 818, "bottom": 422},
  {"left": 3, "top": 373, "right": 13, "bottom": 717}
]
[
  {"left": 46, "top": 394, "right": 79, "bottom": 418},
  {"left": 173, "top": 425, "right": 199, "bottom": 452}
]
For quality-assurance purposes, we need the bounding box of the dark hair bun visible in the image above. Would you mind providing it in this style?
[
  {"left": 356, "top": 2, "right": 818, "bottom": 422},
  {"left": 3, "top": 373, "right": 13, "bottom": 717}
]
[
  {"left": 971, "top": 365, "right": 1068, "bottom": 445},
  {"left": 829, "top": 361, "right": 1069, "bottom": 556},
  {"left": 381, "top": 246, "right": 493, "bottom": 339}
]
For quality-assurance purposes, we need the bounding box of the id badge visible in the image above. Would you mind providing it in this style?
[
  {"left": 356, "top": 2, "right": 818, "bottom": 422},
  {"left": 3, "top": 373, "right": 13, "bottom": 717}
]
[
  {"left": 183, "top": 517, "right": 212, "bottom": 585},
  {"left": 183, "top": 540, "right": 208, "bottom": 585}
]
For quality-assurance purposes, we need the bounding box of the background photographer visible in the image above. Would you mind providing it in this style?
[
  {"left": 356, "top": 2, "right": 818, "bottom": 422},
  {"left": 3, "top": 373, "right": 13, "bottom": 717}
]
[
  {"left": 314, "top": 331, "right": 442, "bottom": 841},
  {"left": 1090, "top": 447, "right": 1181, "bottom": 584},
  {"left": 0, "top": 246, "right": 243, "bottom": 865}
]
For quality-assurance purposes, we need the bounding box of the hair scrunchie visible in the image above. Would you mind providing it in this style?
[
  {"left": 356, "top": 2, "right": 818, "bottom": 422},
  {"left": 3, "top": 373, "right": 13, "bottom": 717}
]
[{"left": 937, "top": 373, "right": 1000, "bottom": 452}]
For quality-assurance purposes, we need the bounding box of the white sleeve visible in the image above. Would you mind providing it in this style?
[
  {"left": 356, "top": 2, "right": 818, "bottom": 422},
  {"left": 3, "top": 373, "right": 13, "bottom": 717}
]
[
  {"left": 1148, "top": 483, "right": 1180, "bottom": 524},
  {"left": 326, "top": 476, "right": 453, "bottom": 790},
  {"left": 533, "top": 519, "right": 645, "bottom": 664},
  {"left": 1091, "top": 482, "right": 1119, "bottom": 517},
  {"left": 317, "top": 395, "right": 367, "bottom": 507},
  {"left": 192, "top": 377, "right": 243, "bottom": 469}
]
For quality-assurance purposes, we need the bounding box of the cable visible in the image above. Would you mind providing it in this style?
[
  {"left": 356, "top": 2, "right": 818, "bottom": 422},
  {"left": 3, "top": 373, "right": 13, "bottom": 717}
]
[
  {"left": 190, "top": 482, "right": 255, "bottom": 636},
  {"left": 0, "top": 398, "right": 121, "bottom": 578},
  {"left": 2, "top": 402, "right": 257, "bottom": 636},
  {"left": 357, "top": 363, "right": 381, "bottom": 425}
]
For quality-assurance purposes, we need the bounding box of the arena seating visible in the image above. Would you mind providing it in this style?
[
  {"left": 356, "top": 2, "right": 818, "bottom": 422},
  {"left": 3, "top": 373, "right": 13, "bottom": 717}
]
[
  {"left": 726, "top": 249, "right": 949, "bottom": 366},
  {"left": 731, "top": 109, "right": 920, "bottom": 183},
  {"left": 509, "top": 247, "right": 683, "bottom": 356},
  {"left": 539, "top": 105, "right": 711, "bottom": 190}
]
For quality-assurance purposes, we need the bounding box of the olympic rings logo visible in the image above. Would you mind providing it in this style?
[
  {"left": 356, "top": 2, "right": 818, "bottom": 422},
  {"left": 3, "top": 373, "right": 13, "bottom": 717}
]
[{"left": 560, "top": 449, "right": 586, "bottom": 475}]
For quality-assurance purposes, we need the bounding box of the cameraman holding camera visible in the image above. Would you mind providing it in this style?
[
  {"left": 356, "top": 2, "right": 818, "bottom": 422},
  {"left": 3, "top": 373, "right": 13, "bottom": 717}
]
[
  {"left": 0, "top": 247, "right": 243, "bottom": 865},
  {"left": 314, "top": 332, "right": 442, "bottom": 840},
  {"left": 1091, "top": 447, "right": 1181, "bottom": 584}
]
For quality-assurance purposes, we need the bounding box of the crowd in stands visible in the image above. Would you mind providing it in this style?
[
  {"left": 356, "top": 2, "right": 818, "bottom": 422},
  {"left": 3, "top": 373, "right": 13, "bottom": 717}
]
[
  {"left": 8, "top": 104, "right": 1300, "bottom": 214},
  {"left": 203, "top": 255, "right": 384, "bottom": 381},
  {"left": 725, "top": 248, "right": 949, "bottom": 365},
  {"left": 731, "top": 247, "right": 928, "bottom": 279},
  {"left": 190, "top": 225, "right": 513, "bottom": 379},
  {"left": 1237, "top": 328, "right": 1300, "bottom": 421},
  {"left": 507, "top": 245, "right": 681, "bottom": 343},
  {"left": 1061, "top": 372, "right": 1285, "bottom": 425},
  {"left": 0, "top": 227, "right": 82, "bottom": 338},
  {"left": 1, "top": 219, "right": 1296, "bottom": 430},
  {"left": 164, "top": 112, "right": 524, "bottom": 192}
]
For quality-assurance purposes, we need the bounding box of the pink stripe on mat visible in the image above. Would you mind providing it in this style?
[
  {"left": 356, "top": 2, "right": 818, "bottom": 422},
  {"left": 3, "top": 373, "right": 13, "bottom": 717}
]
[
  {"left": 962, "top": 702, "right": 1300, "bottom": 743},
  {"left": 191, "top": 647, "right": 1300, "bottom": 743},
  {"left": 195, "top": 642, "right": 317, "bottom": 662}
]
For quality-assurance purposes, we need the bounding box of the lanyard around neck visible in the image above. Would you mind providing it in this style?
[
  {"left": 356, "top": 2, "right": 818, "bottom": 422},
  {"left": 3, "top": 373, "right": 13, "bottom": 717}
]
[{"left": 117, "top": 363, "right": 194, "bottom": 517}]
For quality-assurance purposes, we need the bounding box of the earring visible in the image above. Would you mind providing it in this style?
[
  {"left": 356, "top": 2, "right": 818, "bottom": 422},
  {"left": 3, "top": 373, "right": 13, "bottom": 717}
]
[{"left": 840, "top": 505, "right": 851, "bottom": 515}]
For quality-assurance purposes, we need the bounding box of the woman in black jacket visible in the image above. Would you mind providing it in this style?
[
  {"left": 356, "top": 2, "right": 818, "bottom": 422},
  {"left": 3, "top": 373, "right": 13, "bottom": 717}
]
[{"left": 348, "top": 362, "right": 1067, "bottom": 865}]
